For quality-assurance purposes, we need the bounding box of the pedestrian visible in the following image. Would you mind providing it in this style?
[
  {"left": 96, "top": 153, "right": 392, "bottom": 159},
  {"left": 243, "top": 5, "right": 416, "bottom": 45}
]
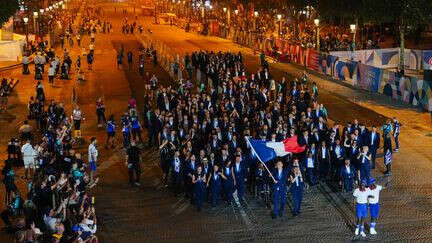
[
  {"left": 87, "top": 52, "right": 93, "bottom": 70},
  {"left": 340, "top": 159, "right": 355, "bottom": 192},
  {"left": 127, "top": 51, "right": 133, "bottom": 70},
  {"left": 271, "top": 161, "right": 287, "bottom": 218},
  {"left": 233, "top": 155, "right": 246, "bottom": 201},
  {"left": 368, "top": 126, "right": 380, "bottom": 169},
  {"left": 392, "top": 117, "right": 401, "bottom": 152},
  {"left": 106, "top": 115, "right": 116, "bottom": 148},
  {"left": 121, "top": 112, "right": 131, "bottom": 148},
  {"left": 367, "top": 178, "right": 384, "bottom": 235},
  {"left": 357, "top": 146, "right": 371, "bottom": 183},
  {"left": 171, "top": 150, "right": 183, "bottom": 196},
  {"left": 383, "top": 138, "right": 392, "bottom": 176},
  {"left": 353, "top": 180, "right": 369, "bottom": 237},
  {"left": 207, "top": 164, "right": 222, "bottom": 207},
  {"left": 117, "top": 52, "right": 123, "bottom": 69},
  {"left": 48, "top": 65, "right": 55, "bottom": 85},
  {"left": 125, "top": 140, "right": 141, "bottom": 186},
  {"left": 221, "top": 160, "right": 235, "bottom": 206},
  {"left": 71, "top": 106, "right": 84, "bottom": 138},
  {"left": 96, "top": 97, "right": 106, "bottom": 127},
  {"left": 290, "top": 166, "right": 305, "bottom": 216},
  {"left": 21, "top": 140, "right": 36, "bottom": 180},
  {"left": 304, "top": 151, "right": 317, "bottom": 186},
  {"left": 88, "top": 137, "right": 98, "bottom": 183},
  {"left": 192, "top": 165, "right": 207, "bottom": 212}
]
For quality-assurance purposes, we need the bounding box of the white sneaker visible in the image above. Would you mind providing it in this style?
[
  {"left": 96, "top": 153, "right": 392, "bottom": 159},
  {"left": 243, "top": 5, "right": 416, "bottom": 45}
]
[
  {"left": 360, "top": 231, "right": 366, "bottom": 237},
  {"left": 355, "top": 227, "right": 359, "bottom": 235},
  {"left": 370, "top": 228, "right": 377, "bottom": 235}
]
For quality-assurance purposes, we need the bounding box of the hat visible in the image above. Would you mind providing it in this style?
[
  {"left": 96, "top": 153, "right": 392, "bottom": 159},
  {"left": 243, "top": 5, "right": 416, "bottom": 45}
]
[
  {"left": 72, "top": 225, "right": 83, "bottom": 232},
  {"left": 368, "top": 178, "right": 376, "bottom": 186}
]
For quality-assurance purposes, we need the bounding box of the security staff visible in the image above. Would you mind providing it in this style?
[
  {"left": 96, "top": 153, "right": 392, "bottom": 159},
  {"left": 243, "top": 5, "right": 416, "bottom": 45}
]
[
  {"left": 207, "top": 164, "right": 223, "bottom": 207},
  {"left": 392, "top": 117, "right": 401, "bottom": 152},
  {"left": 125, "top": 140, "right": 141, "bottom": 186},
  {"left": 271, "top": 161, "right": 288, "bottom": 219},
  {"left": 289, "top": 166, "right": 305, "bottom": 216},
  {"left": 340, "top": 159, "right": 355, "bottom": 192}
]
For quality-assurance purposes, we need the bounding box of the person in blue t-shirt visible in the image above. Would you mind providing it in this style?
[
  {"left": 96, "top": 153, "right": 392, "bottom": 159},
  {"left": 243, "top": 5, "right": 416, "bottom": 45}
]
[
  {"left": 106, "top": 115, "right": 116, "bottom": 148},
  {"left": 130, "top": 114, "right": 143, "bottom": 143}
]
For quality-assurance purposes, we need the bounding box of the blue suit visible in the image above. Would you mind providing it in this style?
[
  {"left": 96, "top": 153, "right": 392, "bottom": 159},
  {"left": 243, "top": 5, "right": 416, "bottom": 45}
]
[
  {"left": 271, "top": 169, "right": 288, "bottom": 217},
  {"left": 233, "top": 162, "right": 246, "bottom": 200},
  {"left": 340, "top": 165, "right": 355, "bottom": 192},
  {"left": 222, "top": 166, "right": 234, "bottom": 203},
  {"left": 290, "top": 175, "right": 305, "bottom": 215},
  {"left": 358, "top": 153, "right": 371, "bottom": 183},
  {"left": 209, "top": 172, "right": 222, "bottom": 207},
  {"left": 367, "top": 131, "right": 380, "bottom": 169}
]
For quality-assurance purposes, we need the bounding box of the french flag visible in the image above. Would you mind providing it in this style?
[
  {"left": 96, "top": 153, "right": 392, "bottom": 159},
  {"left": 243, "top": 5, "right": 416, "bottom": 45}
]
[{"left": 246, "top": 136, "right": 306, "bottom": 163}]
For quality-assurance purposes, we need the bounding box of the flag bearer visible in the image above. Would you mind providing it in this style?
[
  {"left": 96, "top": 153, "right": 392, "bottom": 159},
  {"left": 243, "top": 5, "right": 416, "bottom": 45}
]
[{"left": 271, "top": 161, "right": 288, "bottom": 219}]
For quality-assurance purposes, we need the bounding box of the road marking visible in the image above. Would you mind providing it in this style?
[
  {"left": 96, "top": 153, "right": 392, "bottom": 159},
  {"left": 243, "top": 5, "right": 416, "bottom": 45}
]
[{"left": 232, "top": 190, "right": 253, "bottom": 229}]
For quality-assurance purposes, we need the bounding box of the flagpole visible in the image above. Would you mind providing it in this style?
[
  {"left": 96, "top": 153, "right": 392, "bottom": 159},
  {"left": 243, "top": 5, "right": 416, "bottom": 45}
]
[{"left": 245, "top": 137, "right": 277, "bottom": 183}]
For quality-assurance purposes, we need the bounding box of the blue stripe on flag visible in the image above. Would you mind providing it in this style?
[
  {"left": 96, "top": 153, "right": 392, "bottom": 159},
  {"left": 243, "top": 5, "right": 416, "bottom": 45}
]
[{"left": 248, "top": 139, "right": 277, "bottom": 163}]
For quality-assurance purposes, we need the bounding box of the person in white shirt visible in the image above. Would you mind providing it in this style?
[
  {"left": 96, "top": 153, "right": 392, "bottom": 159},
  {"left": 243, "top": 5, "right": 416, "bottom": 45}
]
[
  {"left": 88, "top": 137, "right": 98, "bottom": 183},
  {"left": 367, "top": 178, "right": 384, "bottom": 235},
  {"left": 48, "top": 65, "right": 55, "bottom": 85},
  {"left": 353, "top": 180, "right": 369, "bottom": 237},
  {"left": 21, "top": 140, "right": 36, "bottom": 179}
]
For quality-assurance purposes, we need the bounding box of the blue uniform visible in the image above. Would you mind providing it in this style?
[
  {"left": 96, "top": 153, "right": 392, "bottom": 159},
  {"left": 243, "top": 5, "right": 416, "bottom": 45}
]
[
  {"left": 233, "top": 162, "right": 246, "bottom": 200},
  {"left": 107, "top": 120, "right": 116, "bottom": 135},
  {"left": 393, "top": 122, "right": 400, "bottom": 150},
  {"left": 359, "top": 153, "right": 371, "bottom": 183},
  {"left": 193, "top": 173, "right": 206, "bottom": 211},
  {"left": 340, "top": 165, "right": 355, "bottom": 192},
  {"left": 222, "top": 166, "right": 234, "bottom": 203},
  {"left": 121, "top": 116, "right": 131, "bottom": 148},
  {"left": 290, "top": 174, "right": 305, "bottom": 215},
  {"left": 209, "top": 172, "right": 222, "bottom": 207},
  {"left": 271, "top": 169, "right": 288, "bottom": 217}
]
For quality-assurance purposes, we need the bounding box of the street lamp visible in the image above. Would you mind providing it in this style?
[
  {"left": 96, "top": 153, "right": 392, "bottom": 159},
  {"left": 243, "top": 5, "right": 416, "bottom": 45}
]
[
  {"left": 350, "top": 24, "right": 356, "bottom": 52},
  {"left": 254, "top": 11, "right": 258, "bottom": 17},
  {"left": 277, "top": 14, "right": 282, "bottom": 37},
  {"left": 234, "top": 9, "right": 238, "bottom": 15},
  {"left": 40, "top": 9, "right": 44, "bottom": 14},
  {"left": 23, "top": 17, "right": 29, "bottom": 43},
  {"left": 33, "top": 12, "right": 38, "bottom": 36},
  {"left": 223, "top": 7, "right": 227, "bottom": 13},
  {"left": 314, "top": 18, "right": 320, "bottom": 51}
]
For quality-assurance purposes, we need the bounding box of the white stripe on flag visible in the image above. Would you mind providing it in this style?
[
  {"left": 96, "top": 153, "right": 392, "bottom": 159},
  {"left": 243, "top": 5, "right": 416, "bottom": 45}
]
[{"left": 266, "top": 141, "right": 290, "bottom": 157}]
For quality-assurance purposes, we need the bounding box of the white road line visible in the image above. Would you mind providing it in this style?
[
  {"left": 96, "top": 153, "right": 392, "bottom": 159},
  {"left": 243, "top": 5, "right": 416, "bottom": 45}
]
[{"left": 232, "top": 190, "right": 253, "bottom": 229}]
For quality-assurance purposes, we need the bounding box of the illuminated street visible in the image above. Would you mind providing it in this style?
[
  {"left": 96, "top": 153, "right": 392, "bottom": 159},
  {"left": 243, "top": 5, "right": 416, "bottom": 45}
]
[{"left": 1, "top": 0, "right": 432, "bottom": 242}]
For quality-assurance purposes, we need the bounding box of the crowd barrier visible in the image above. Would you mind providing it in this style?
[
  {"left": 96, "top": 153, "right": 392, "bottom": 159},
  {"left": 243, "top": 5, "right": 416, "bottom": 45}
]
[{"left": 229, "top": 31, "right": 432, "bottom": 112}]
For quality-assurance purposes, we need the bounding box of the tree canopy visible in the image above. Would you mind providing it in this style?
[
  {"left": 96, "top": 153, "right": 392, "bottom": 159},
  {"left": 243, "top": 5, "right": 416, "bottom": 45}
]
[{"left": 0, "top": 0, "right": 19, "bottom": 28}]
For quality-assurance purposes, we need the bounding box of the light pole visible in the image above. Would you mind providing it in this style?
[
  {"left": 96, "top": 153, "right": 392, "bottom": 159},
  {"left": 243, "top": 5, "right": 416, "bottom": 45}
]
[
  {"left": 314, "top": 18, "right": 320, "bottom": 51},
  {"left": 350, "top": 24, "right": 356, "bottom": 52},
  {"left": 277, "top": 14, "right": 282, "bottom": 38},
  {"left": 253, "top": 11, "right": 258, "bottom": 32},
  {"left": 33, "top": 11, "right": 38, "bottom": 36},
  {"left": 23, "top": 17, "right": 29, "bottom": 44}
]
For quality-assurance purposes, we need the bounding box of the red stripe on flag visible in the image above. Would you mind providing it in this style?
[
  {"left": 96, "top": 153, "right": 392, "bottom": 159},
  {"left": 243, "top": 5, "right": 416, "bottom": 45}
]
[{"left": 283, "top": 136, "right": 306, "bottom": 154}]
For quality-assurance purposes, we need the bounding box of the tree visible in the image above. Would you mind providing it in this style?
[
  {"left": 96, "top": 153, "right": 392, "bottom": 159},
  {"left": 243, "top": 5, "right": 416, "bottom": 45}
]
[
  {"left": 377, "top": 0, "right": 432, "bottom": 72},
  {"left": 0, "top": 0, "right": 19, "bottom": 28}
]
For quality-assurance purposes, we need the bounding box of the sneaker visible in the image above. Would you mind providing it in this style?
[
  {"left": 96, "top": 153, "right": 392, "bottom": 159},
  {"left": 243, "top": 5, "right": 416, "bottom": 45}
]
[
  {"left": 355, "top": 227, "right": 359, "bottom": 235},
  {"left": 134, "top": 182, "right": 141, "bottom": 186},
  {"left": 370, "top": 228, "right": 377, "bottom": 235},
  {"left": 360, "top": 231, "right": 366, "bottom": 237}
]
